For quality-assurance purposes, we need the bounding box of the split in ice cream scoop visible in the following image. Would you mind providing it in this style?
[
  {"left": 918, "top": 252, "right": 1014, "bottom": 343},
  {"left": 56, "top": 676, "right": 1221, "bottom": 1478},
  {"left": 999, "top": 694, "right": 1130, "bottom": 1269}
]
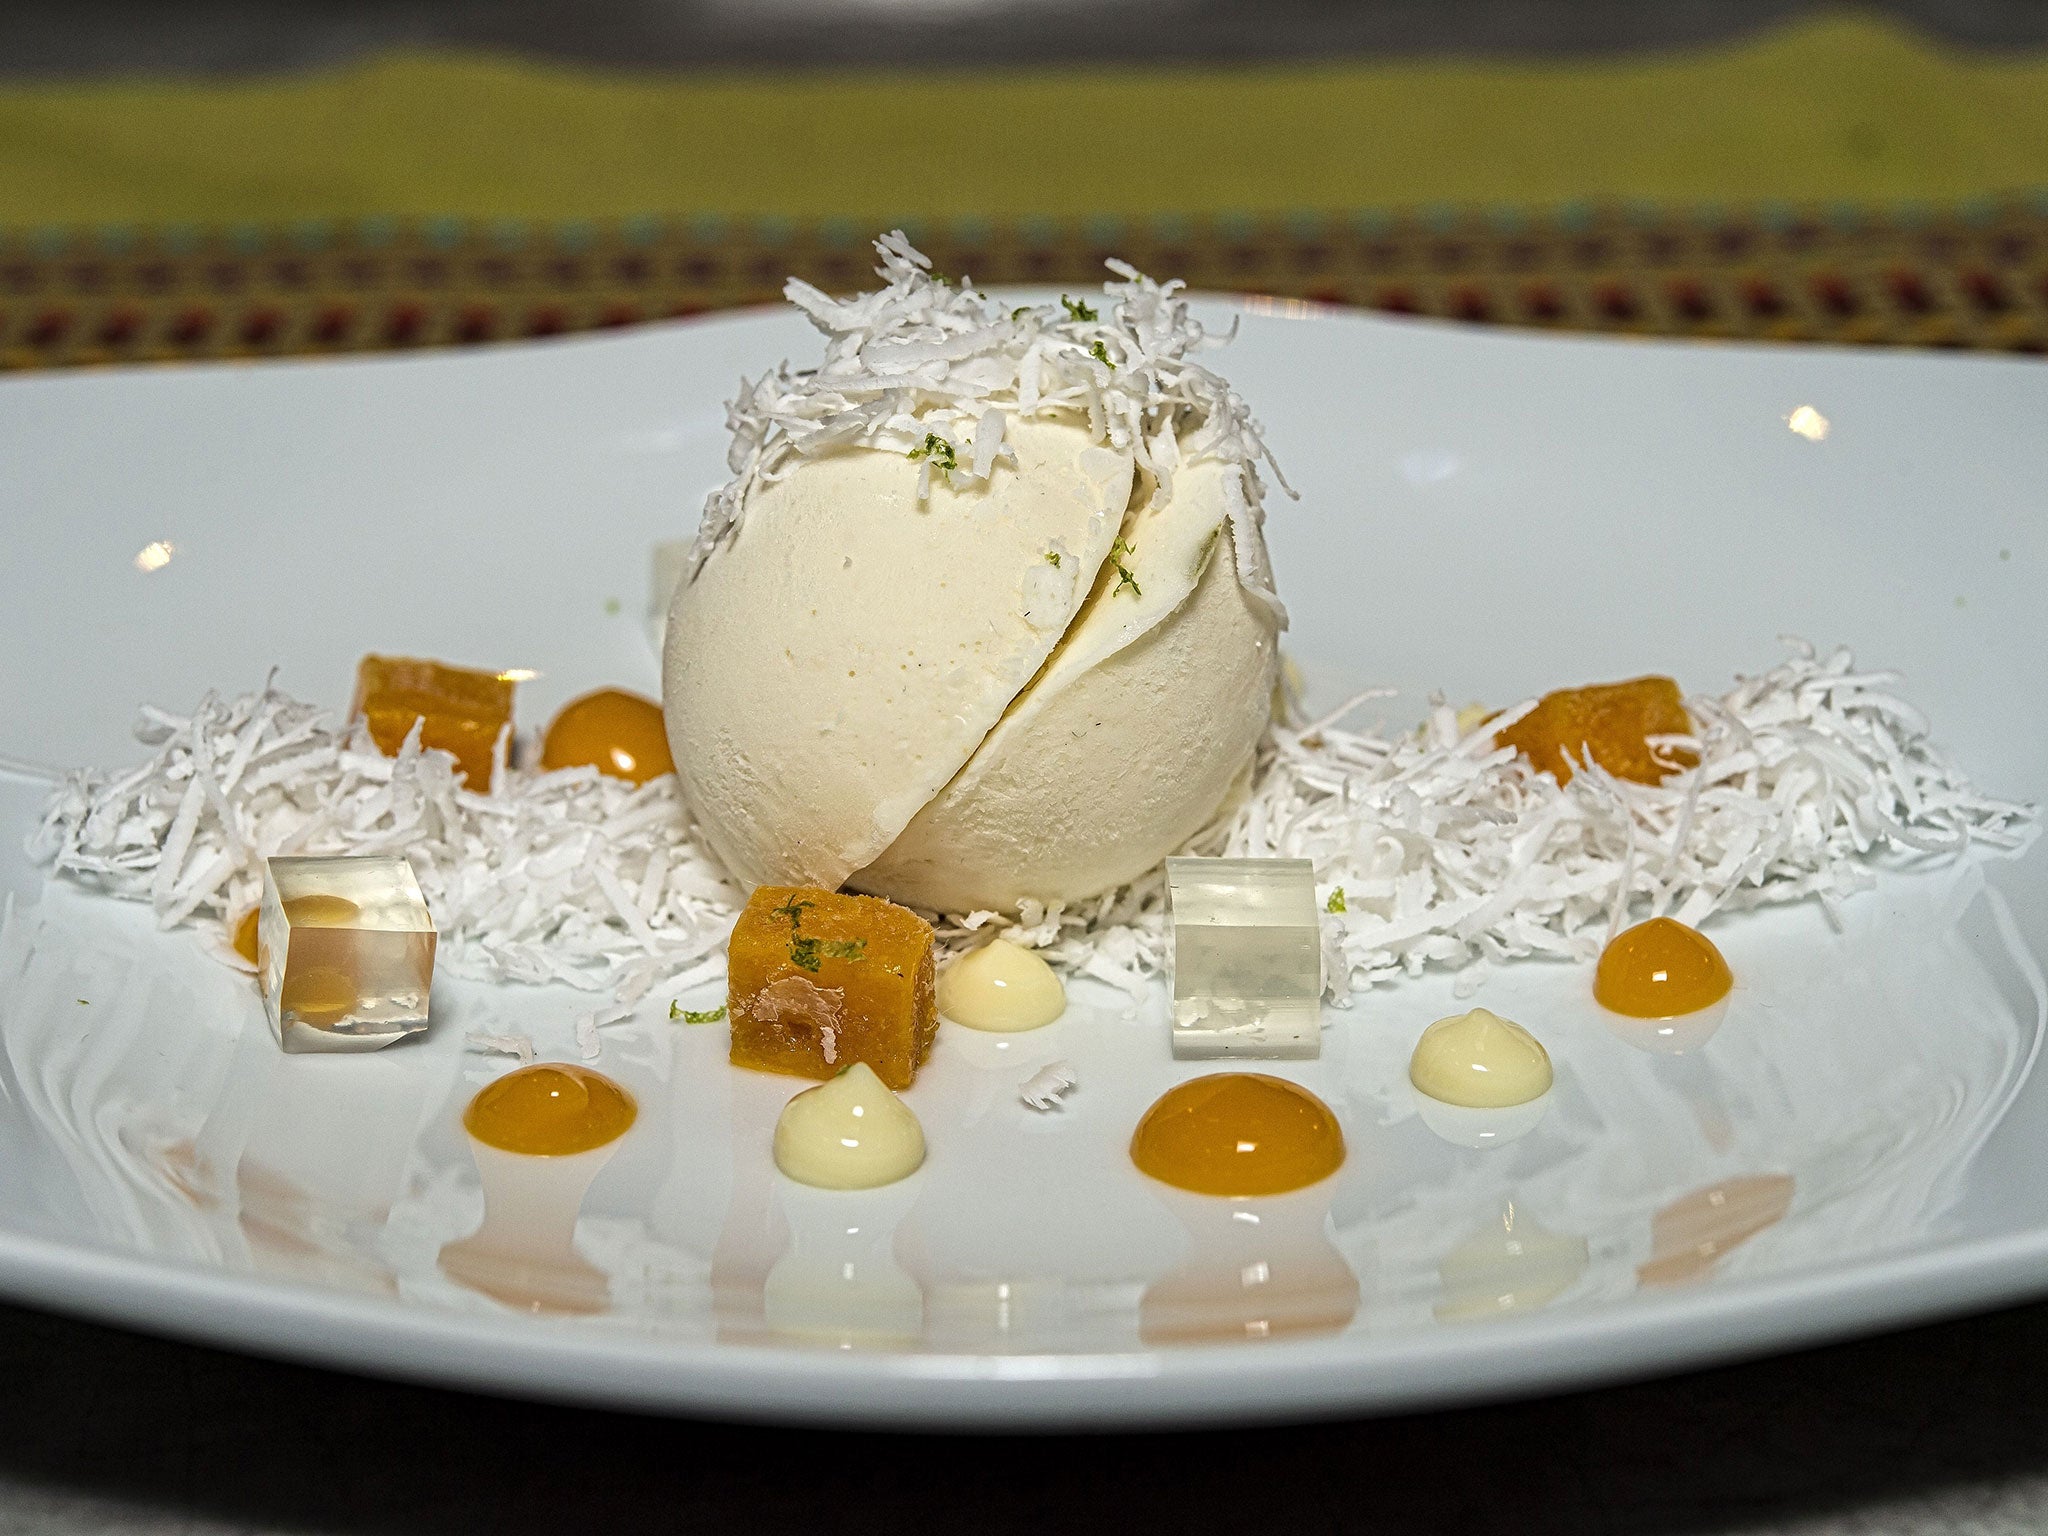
[{"left": 663, "top": 233, "right": 1289, "bottom": 914}]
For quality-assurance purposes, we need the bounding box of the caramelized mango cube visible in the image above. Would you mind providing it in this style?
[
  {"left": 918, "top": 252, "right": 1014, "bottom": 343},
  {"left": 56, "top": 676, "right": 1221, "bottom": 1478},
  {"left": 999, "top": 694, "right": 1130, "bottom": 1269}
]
[
  {"left": 728, "top": 886, "right": 937, "bottom": 1091},
  {"left": 351, "top": 655, "right": 514, "bottom": 791},
  {"left": 1496, "top": 675, "right": 1697, "bottom": 786}
]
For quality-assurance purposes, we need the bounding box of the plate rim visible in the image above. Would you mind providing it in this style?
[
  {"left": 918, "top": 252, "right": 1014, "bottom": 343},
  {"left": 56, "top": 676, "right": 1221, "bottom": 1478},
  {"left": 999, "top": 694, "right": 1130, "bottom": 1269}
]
[
  {"left": 6, "top": 303, "right": 2048, "bottom": 1426},
  {"left": 3, "top": 1220, "right": 2047, "bottom": 1428}
]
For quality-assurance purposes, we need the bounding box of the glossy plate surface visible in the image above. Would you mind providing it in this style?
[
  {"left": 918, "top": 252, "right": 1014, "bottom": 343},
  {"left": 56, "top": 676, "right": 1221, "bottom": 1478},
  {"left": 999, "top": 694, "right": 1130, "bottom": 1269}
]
[{"left": 2, "top": 304, "right": 2047, "bottom": 1427}]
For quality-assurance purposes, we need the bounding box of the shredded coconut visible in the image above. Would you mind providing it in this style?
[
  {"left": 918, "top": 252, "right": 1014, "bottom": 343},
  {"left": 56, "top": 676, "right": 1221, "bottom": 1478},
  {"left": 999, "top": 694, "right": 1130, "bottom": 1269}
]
[
  {"left": 27, "top": 684, "right": 740, "bottom": 1004},
  {"left": 938, "top": 640, "right": 2037, "bottom": 1002},
  {"left": 465, "top": 1031, "right": 536, "bottom": 1066},
  {"left": 574, "top": 1001, "right": 636, "bottom": 1061},
  {"left": 1020, "top": 1061, "right": 1079, "bottom": 1111},
  {"left": 688, "top": 231, "right": 1291, "bottom": 626},
  {"left": 751, "top": 975, "right": 846, "bottom": 1030},
  {"left": 28, "top": 642, "right": 2034, "bottom": 1010}
]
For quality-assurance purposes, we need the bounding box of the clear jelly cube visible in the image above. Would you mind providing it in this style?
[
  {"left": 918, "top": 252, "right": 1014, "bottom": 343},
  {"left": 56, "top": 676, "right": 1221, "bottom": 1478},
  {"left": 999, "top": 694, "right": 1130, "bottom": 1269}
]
[
  {"left": 259, "top": 855, "right": 437, "bottom": 1053},
  {"left": 1166, "top": 856, "right": 1322, "bottom": 1060}
]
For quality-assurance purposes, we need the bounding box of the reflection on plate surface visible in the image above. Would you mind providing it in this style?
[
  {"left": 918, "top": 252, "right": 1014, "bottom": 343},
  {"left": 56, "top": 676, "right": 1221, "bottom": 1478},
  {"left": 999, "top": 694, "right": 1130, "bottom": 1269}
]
[
  {"left": 438, "top": 1140, "right": 621, "bottom": 1315},
  {"left": 3, "top": 303, "right": 2048, "bottom": 1424},
  {"left": 0, "top": 852, "right": 2033, "bottom": 1356},
  {"left": 1434, "top": 1200, "right": 1590, "bottom": 1323}
]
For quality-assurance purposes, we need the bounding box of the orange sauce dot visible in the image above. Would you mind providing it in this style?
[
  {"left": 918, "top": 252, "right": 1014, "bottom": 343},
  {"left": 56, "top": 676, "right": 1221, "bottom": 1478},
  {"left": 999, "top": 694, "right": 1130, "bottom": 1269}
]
[
  {"left": 464, "top": 1064, "right": 638, "bottom": 1156},
  {"left": 238, "top": 895, "right": 359, "bottom": 970},
  {"left": 1594, "top": 916, "right": 1733, "bottom": 1018},
  {"left": 541, "top": 689, "right": 675, "bottom": 785},
  {"left": 1130, "top": 1074, "right": 1345, "bottom": 1197},
  {"left": 280, "top": 965, "right": 359, "bottom": 1025},
  {"left": 283, "top": 893, "right": 360, "bottom": 926}
]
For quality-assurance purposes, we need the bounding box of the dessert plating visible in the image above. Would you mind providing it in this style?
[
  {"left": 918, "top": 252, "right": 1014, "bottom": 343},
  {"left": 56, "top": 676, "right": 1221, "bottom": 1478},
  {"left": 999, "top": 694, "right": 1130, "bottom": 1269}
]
[
  {"left": 663, "top": 234, "right": 1286, "bottom": 913},
  {"left": 18, "top": 231, "right": 2043, "bottom": 1293},
  {"left": 29, "top": 239, "right": 2033, "bottom": 1013}
]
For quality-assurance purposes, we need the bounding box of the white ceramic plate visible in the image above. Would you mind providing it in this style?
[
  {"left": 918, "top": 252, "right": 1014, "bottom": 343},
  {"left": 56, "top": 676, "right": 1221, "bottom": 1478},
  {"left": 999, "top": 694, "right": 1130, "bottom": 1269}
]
[{"left": 2, "top": 303, "right": 2047, "bottom": 1429}]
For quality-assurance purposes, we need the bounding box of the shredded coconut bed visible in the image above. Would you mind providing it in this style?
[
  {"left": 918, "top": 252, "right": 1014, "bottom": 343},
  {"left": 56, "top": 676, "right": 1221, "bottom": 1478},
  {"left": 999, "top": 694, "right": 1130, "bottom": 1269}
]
[
  {"left": 23, "top": 642, "right": 2035, "bottom": 1009},
  {"left": 26, "top": 692, "right": 739, "bottom": 1005},
  {"left": 967, "top": 639, "right": 2037, "bottom": 1003}
]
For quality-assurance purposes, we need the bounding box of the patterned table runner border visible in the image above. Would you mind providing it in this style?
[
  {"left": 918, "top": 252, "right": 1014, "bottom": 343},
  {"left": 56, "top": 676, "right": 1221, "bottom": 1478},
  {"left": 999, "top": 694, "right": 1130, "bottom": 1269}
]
[{"left": 5, "top": 195, "right": 2046, "bottom": 367}]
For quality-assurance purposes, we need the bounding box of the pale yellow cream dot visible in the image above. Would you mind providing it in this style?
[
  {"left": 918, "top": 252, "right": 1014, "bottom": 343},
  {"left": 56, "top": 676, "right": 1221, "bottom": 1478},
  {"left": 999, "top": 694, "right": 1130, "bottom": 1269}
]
[
  {"left": 773, "top": 1062, "right": 926, "bottom": 1190},
  {"left": 936, "top": 938, "right": 1066, "bottom": 1032},
  {"left": 1409, "top": 1007, "right": 1553, "bottom": 1108}
]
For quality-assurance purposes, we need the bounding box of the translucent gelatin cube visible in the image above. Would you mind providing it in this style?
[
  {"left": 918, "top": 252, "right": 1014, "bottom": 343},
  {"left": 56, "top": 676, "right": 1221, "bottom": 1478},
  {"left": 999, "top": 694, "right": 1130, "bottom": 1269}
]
[
  {"left": 728, "top": 886, "right": 937, "bottom": 1090},
  {"left": 1166, "top": 857, "right": 1322, "bottom": 1060},
  {"left": 351, "top": 654, "right": 513, "bottom": 791},
  {"left": 259, "top": 855, "right": 437, "bottom": 1053}
]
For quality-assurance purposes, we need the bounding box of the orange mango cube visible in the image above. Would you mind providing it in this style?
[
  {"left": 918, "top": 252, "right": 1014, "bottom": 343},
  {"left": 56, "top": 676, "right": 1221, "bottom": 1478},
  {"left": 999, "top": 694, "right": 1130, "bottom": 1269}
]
[
  {"left": 351, "top": 655, "right": 514, "bottom": 791},
  {"left": 1496, "top": 675, "right": 1697, "bottom": 787},
  {"left": 728, "top": 886, "right": 938, "bottom": 1091}
]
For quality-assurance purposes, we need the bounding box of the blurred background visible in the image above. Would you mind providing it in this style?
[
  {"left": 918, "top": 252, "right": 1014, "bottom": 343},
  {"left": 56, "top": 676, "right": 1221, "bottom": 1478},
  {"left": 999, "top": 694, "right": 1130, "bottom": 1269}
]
[
  {"left": 7, "top": 0, "right": 2048, "bottom": 72},
  {"left": 3, "top": 6, "right": 2048, "bottom": 1535},
  {"left": 0, "top": 0, "right": 2045, "bottom": 361}
]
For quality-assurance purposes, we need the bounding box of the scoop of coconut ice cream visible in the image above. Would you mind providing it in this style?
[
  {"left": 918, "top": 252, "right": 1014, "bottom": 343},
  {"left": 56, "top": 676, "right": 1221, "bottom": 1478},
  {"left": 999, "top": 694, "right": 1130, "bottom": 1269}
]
[
  {"left": 851, "top": 456, "right": 1280, "bottom": 911},
  {"left": 664, "top": 416, "right": 1133, "bottom": 892},
  {"left": 663, "top": 231, "right": 1288, "bottom": 912}
]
